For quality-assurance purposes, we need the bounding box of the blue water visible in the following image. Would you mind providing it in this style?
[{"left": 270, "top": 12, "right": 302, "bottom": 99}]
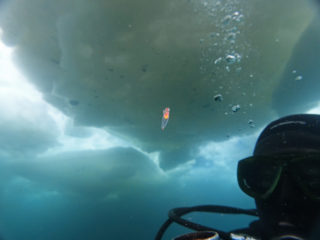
[
  {"left": 0, "top": 175, "right": 256, "bottom": 240},
  {"left": 0, "top": 0, "right": 319, "bottom": 239}
]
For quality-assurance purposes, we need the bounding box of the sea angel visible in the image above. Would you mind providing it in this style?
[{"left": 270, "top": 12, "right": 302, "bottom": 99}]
[{"left": 161, "top": 107, "right": 170, "bottom": 130}]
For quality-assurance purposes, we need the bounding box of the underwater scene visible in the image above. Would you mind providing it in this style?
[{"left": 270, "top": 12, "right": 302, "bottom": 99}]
[{"left": 0, "top": 0, "right": 320, "bottom": 239}]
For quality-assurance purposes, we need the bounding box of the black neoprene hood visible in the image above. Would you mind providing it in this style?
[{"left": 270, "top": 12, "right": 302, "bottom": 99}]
[{"left": 254, "top": 114, "right": 320, "bottom": 156}]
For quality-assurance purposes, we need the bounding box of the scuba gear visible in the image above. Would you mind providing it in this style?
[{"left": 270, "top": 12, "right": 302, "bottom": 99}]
[
  {"left": 250, "top": 114, "right": 320, "bottom": 236},
  {"left": 253, "top": 114, "right": 320, "bottom": 156},
  {"left": 155, "top": 113, "right": 320, "bottom": 240},
  {"left": 154, "top": 204, "right": 307, "bottom": 239},
  {"left": 174, "top": 231, "right": 219, "bottom": 240},
  {"left": 154, "top": 205, "right": 258, "bottom": 240},
  {"left": 237, "top": 153, "right": 320, "bottom": 201},
  {"left": 249, "top": 114, "right": 320, "bottom": 239}
]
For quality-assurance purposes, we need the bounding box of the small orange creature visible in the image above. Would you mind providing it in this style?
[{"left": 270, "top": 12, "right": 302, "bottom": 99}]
[{"left": 161, "top": 107, "right": 170, "bottom": 130}]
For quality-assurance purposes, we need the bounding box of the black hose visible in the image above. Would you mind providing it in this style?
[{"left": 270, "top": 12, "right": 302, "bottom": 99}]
[{"left": 154, "top": 205, "right": 258, "bottom": 240}]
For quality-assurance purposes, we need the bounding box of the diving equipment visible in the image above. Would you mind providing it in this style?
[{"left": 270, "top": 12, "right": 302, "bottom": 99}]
[{"left": 237, "top": 153, "right": 320, "bottom": 200}]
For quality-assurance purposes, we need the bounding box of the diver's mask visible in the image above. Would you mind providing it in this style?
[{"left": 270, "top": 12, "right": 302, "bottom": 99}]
[{"left": 237, "top": 153, "right": 320, "bottom": 201}]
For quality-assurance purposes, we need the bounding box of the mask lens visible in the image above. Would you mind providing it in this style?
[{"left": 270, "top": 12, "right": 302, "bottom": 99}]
[
  {"left": 293, "top": 156, "right": 320, "bottom": 200},
  {"left": 238, "top": 157, "right": 282, "bottom": 198}
]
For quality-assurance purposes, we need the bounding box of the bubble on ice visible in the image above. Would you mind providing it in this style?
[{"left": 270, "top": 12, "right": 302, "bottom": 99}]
[
  {"left": 233, "top": 11, "right": 240, "bottom": 16},
  {"left": 210, "top": 32, "right": 216, "bottom": 38},
  {"left": 225, "top": 53, "right": 241, "bottom": 64},
  {"left": 248, "top": 119, "right": 255, "bottom": 128},
  {"left": 213, "top": 94, "right": 223, "bottom": 102},
  {"left": 225, "top": 55, "right": 236, "bottom": 63},
  {"left": 214, "top": 57, "right": 222, "bottom": 64},
  {"left": 226, "top": 32, "right": 236, "bottom": 41},
  {"left": 222, "top": 15, "right": 232, "bottom": 25},
  {"left": 231, "top": 104, "right": 240, "bottom": 112}
]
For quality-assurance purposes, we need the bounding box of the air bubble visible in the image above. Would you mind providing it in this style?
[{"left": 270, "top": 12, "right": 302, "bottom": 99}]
[
  {"left": 248, "top": 119, "right": 255, "bottom": 128},
  {"left": 214, "top": 57, "right": 222, "bottom": 64},
  {"left": 225, "top": 53, "right": 241, "bottom": 64},
  {"left": 226, "top": 32, "right": 236, "bottom": 41},
  {"left": 225, "top": 55, "right": 236, "bottom": 63},
  {"left": 222, "top": 15, "right": 232, "bottom": 25},
  {"left": 231, "top": 104, "right": 240, "bottom": 112},
  {"left": 213, "top": 94, "right": 223, "bottom": 102}
]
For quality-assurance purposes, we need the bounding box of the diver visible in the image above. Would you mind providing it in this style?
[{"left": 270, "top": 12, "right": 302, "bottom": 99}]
[{"left": 155, "top": 114, "right": 320, "bottom": 240}]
